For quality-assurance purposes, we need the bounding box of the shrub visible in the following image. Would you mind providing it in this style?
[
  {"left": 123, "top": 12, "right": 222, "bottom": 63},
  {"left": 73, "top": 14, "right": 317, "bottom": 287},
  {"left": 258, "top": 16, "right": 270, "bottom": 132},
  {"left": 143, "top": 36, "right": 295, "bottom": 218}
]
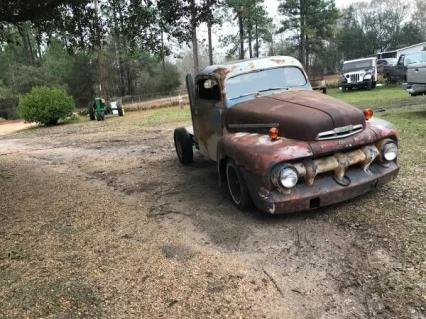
[{"left": 18, "top": 87, "right": 75, "bottom": 126}]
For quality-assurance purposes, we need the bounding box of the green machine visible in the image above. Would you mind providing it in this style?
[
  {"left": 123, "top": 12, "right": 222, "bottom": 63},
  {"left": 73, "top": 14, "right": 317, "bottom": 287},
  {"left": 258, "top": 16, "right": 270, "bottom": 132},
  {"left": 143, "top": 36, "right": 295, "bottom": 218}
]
[{"left": 89, "top": 97, "right": 124, "bottom": 121}]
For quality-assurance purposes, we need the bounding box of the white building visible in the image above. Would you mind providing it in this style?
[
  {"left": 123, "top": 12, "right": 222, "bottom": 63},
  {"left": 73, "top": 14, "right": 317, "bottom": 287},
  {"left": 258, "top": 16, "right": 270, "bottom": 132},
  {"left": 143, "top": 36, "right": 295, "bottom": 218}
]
[{"left": 377, "top": 42, "right": 426, "bottom": 60}]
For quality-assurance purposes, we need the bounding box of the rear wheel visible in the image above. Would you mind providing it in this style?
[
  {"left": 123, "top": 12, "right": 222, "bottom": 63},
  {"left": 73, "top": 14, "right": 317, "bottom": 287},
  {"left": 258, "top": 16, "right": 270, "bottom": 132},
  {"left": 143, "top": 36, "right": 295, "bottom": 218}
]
[
  {"left": 226, "top": 160, "right": 253, "bottom": 211},
  {"left": 96, "top": 111, "right": 105, "bottom": 121},
  {"left": 117, "top": 105, "right": 124, "bottom": 117},
  {"left": 89, "top": 103, "right": 96, "bottom": 121},
  {"left": 174, "top": 128, "right": 193, "bottom": 165}
]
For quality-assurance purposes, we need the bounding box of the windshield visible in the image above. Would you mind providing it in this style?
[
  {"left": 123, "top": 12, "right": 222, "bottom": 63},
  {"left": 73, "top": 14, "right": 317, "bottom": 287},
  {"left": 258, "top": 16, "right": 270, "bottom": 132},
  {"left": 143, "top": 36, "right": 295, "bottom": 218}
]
[
  {"left": 405, "top": 52, "right": 426, "bottom": 65},
  {"left": 343, "top": 60, "right": 373, "bottom": 72},
  {"left": 225, "top": 67, "right": 307, "bottom": 100}
]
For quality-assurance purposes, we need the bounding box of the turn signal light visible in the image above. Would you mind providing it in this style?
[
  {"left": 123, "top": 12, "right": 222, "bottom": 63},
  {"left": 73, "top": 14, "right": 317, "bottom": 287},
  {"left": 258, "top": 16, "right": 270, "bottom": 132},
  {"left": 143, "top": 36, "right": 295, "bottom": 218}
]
[
  {"left": 363, "top": 108, "right": 373, "bottom": 121},
  {"left": 269, "top": 127, "right": 279, "bottom": 141}
]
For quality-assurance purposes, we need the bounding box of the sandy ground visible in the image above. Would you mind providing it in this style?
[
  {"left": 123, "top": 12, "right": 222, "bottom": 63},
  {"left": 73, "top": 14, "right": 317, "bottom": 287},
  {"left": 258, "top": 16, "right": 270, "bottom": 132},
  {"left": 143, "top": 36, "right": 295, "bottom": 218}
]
[
  {"left": 0, "top": 111, "right": 424, "bottom": 318},
  {"left": 0, "top": 120, "right": 35, "bottom": 136}
]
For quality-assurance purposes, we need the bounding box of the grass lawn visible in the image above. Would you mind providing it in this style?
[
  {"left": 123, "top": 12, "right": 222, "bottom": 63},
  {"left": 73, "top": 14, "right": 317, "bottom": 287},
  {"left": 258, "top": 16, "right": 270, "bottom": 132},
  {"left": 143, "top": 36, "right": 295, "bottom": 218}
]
[{"left": 327, "top": 85, "right": 410, "bottom": 108}]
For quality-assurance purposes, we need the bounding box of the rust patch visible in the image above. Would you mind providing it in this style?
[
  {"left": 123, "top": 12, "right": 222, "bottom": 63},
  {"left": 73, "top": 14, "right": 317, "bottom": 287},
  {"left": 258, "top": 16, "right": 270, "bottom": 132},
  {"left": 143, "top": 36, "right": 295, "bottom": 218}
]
[
  {"left": 213, "top": 67, "right": 231, "bottom": 79},
  {"left": 270, "top": 58, "right": 285, "bottom": 64}
]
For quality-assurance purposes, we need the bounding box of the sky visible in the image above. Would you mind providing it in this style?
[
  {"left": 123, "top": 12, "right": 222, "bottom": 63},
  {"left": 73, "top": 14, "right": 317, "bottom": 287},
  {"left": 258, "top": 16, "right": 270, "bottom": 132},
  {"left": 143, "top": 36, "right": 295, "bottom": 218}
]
[
  {"left": 192, "top": 0, "right": 368, "bottom": 62},
  {"left": 263, "top": 0, "right": 365, "bottom": 25},
  {"left": 176, "top": 0, "right": 370, "bottom": 63}
]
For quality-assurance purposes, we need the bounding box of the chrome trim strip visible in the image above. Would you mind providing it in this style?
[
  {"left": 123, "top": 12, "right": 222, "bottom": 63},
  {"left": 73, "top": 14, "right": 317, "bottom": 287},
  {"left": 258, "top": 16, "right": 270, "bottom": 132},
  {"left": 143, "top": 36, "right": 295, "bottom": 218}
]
[{"left": 316, "top": 124, "right": 363, "bottom": 141}]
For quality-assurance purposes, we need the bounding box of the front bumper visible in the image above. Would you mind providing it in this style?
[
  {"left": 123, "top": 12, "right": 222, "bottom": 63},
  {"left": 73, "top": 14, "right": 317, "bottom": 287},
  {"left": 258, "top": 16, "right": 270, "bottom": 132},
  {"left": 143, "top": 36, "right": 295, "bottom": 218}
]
[
  {"left": 405, "top": 83, "right": 426, "bottom": 95},
  {"left": 244, "top": 162, "right": 399, "bottom": 214},
  {"left": 341, "top": 80, "right": 371, "bottom": 89}
]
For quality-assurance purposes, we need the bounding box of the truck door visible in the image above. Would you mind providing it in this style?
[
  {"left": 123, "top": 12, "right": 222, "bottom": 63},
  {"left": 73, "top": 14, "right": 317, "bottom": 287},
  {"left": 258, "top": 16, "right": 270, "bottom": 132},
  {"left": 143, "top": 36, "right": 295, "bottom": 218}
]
[
  {"left": 396, "top": 55, "right": 406, "bottom": 82},
  {"left": 193, "top": 76, "right": 224, "bottom": 161},
  {"left": 410, "top": 63, "right": 426, "bottom": 84}
]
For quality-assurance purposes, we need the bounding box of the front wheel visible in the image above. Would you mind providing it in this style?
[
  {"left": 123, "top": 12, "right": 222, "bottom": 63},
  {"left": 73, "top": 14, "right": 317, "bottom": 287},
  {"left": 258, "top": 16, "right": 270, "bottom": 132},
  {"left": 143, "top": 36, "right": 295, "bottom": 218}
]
[
  {"left": 226, "top": 160, "right": 253, "bottom": 211},
  {"left": 174, "top": 128, "right": 193, "bottom": 165},
  {"left": 366, "top": 81, "right": 372, "bottom": 90}
]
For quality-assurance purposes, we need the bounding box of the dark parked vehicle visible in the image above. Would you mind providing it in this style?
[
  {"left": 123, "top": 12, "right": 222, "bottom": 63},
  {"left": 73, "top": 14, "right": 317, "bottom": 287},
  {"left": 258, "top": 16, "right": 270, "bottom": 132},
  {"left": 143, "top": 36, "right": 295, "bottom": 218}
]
[
  {"left": 383, "top": 52, "right": 425, "bottom": 83},
  {"left": 174, "top": 56, "right": 400, "bottom": 214}
]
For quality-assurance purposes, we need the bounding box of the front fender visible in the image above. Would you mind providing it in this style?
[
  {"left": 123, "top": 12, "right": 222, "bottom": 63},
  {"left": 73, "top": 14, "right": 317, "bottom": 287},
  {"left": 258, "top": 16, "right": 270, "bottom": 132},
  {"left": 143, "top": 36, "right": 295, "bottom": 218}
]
[{"left": 217, "top": 133, "right": 313, "bottom": 175}]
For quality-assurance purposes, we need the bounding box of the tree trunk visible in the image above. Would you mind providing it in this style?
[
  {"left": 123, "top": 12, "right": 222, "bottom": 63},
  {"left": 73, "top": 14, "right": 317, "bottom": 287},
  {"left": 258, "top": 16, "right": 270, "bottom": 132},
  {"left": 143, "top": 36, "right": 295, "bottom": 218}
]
[
  {"left": 305, "top": 34, "right": 309, "bottom": 70},
  {"left": 112, "top": 2, "right": 126, "bottom": 96},
  {"left": 299, "top": 0, "right": 305, "bottom": 67},
  {"left": 191, "top": 26, "right": 199, "bottom": 75},
  {"left": 207, "top": 21, "right": 214, "bottom": 65},
  {"left": 190, "top": 0, "right": 199, "bottom": 75},
  {"left": 238, "top": 13, "right": 244, "bottom": 60},
  {"left": 17, "top": 24, "right": 34, "bottom": 65},
  {"left": 161, "top": 31, "right": 166, "bottom": 71},
  {"left": 255, "top": 20, "right": 259, "bottom": 58},
  {"left": 248, "top": 22, "right": 253, "bottom": 58}
]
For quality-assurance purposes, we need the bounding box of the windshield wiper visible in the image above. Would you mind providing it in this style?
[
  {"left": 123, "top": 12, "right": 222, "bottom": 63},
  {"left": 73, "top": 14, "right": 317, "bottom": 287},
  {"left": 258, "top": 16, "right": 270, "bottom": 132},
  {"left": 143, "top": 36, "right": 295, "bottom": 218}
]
[
  {"left": 257, "top": 87, "right": 289, "bottom": 93},
  {"left": 229, "top": 87, "right": 289, "bottom": 100},
  {"left": 228, "top": 92, "right": 257, "bottom": 100}
]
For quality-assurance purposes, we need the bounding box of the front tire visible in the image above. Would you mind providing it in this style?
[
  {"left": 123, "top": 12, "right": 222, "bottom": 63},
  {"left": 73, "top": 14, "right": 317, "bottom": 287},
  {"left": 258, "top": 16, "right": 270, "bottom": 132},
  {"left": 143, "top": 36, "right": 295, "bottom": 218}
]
[
  {"left": 174, "top": 128, "right": 193, "bottom": 165},
  {"left": 366, "top": 81, "right": 372, "bottom": 90},
  {"left": 226, "top": 160, "right": 253, "bottom": 211}
]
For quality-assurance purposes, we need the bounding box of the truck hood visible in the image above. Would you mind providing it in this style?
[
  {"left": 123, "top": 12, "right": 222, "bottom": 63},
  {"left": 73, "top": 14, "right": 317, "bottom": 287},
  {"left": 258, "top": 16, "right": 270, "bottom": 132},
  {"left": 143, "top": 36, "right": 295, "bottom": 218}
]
[{"left": 225, "top": 90, "right": 366, "bottom": 141}]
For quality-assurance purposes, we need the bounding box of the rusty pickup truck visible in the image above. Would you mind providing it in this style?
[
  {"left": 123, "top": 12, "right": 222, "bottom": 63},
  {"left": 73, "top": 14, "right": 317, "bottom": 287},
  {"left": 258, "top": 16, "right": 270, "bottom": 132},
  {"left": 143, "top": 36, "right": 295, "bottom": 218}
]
[{"left": 174, "top": 56, "right": 399, "bottom": 214}]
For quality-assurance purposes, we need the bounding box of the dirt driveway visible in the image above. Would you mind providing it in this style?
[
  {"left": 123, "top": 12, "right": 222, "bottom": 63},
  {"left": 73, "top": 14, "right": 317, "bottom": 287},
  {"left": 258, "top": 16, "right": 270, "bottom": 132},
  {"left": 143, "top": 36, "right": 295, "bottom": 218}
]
[
  {"left": 0, "top": 120, "right": 35, "bottom": 136},
  {"left": 0, "top": 108, "right": 425, "bottom": 318}
]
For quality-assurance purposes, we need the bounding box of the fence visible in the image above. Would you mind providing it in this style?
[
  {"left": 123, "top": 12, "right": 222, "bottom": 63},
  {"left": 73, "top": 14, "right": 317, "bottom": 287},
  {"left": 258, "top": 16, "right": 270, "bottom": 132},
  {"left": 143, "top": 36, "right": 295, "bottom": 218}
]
[
  {"left": 116, "top": 89, "right": 189, "bottom": 112},
  {"left": 117, "top": 89, "right": 187, "bottom": 106}
]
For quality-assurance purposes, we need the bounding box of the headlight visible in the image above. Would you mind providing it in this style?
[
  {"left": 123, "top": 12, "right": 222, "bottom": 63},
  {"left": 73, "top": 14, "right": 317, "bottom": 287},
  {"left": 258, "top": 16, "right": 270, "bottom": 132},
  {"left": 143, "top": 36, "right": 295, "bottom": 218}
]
[
  {"left": 364, "top": 73, "right": 372, "bottom": 80},
  {"left": 382, "top": 142, "right": 398, "bottom": 161},
  {"left": 279, "top": 167, "right": 298, "bottom": 188}
]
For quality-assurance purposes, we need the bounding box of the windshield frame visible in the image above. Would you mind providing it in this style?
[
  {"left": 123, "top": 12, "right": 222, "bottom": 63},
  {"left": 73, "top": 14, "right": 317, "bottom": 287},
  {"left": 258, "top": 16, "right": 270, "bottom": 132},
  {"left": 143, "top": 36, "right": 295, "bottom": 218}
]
[
  {"left": 342, "top": 59, "right": 375, "bottom": 72},
  {"left": 224, "top": 66, "right": 308, "bottom": 103}
]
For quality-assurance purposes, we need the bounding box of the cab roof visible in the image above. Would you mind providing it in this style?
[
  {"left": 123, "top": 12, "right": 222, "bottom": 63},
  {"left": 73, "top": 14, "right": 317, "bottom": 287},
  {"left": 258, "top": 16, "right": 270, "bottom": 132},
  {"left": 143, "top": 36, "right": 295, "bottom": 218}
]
[{"left": 198, "top": 56, "right": 304, "bottom": 80}]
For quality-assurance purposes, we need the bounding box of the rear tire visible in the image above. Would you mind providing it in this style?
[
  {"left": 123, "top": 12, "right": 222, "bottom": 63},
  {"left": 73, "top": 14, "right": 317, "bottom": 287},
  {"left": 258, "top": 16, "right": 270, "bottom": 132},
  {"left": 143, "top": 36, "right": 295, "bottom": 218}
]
[
  {"left": 96, "top": 111, "right": 105, "bottom": 121},
  {"left": 89, "top": 103, "right": 96, "bottom": 121},
  {"left": 226, "top": 160, "right": 253, "bottom": 211},
  {"left": 174, "top": 128, "right": 193, "bottom": 165},
  {"left": 117, "top": 105, "right": 124, "bottom": 117}
]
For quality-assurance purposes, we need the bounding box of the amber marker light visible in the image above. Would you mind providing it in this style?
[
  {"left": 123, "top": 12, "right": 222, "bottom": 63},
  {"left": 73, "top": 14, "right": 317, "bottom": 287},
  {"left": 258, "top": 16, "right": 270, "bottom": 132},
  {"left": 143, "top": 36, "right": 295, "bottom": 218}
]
[
  {"left": 363, "top": 108, "right": 373, "bottom": 121},
  {"left": 269, "top": 127, "right": 279, "bottom": 141}
]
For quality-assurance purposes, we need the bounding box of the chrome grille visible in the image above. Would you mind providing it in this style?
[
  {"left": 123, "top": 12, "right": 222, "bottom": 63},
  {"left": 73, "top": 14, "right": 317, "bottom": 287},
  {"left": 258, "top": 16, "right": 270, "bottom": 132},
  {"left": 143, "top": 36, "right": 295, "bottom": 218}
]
[
  {"left": 316, "top": 124, "right": 364, "bottom": 141},
  {"left": 350, "top": 74, "right": 360, "bottom": 82}
]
